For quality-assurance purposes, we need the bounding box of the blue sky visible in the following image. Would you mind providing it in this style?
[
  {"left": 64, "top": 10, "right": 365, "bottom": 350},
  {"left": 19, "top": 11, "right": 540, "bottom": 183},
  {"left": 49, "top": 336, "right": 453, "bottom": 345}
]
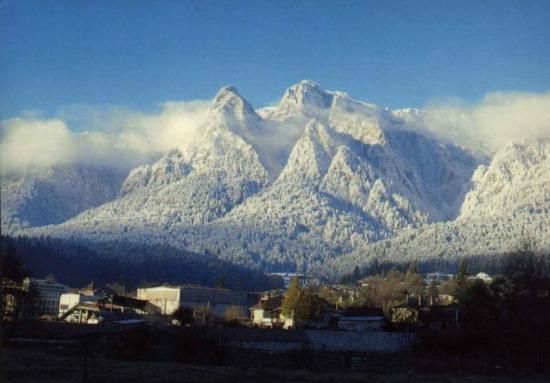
[{"left": 1, "top": 0, "right": 549, "bottom": 119}]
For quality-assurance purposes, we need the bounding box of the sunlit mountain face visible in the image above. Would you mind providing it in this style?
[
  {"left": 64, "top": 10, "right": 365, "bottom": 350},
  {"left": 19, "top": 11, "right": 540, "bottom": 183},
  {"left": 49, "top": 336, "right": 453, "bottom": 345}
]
[{"left": 3, "top": 81, "right": 548, "bottom": 277}]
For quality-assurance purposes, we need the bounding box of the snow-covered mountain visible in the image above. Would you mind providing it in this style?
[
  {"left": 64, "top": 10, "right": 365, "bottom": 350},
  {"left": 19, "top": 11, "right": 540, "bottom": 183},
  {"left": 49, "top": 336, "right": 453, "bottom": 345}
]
[
  {"left": 329, "top": 139, "right": 550, "bottom": 277},
  {"left": 1, "top": 166, "right": 124, "bottom": 232},
  {"left": 16, "top": 80, "right": 502, "bottom": 274},
  {"left": 45, "top": 87, "right": 269, "bottom": 234},
  {"left": 4, "top": 81, "right": 547, "bottom": 277},
  {"left": 459, "top": 140, "right": 549, "bottom": 220}
]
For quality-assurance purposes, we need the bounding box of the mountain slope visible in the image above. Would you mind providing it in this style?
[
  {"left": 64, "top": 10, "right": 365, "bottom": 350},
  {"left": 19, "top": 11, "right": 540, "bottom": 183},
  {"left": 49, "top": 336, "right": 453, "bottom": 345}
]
[
  {"left": 459, "top": 140, "right": 549, "bottom": 219},
  {"left": 45, "top": 87, "right": 269, "bottom": 235},
  {"left": 30, "top": 81, "right": 485, "bottom": 273},
  {"left": 329, "top": 139, "right": 550, "bottom": 277},
  {"left": 1, "top": 166, "right": 124, "bottom": 233}
]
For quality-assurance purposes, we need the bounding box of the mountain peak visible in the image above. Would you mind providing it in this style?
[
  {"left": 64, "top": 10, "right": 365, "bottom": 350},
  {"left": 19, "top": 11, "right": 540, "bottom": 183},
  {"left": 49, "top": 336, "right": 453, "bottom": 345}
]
[
  {"left": 211, "top": 85, "right": 258, "bottom": 122},
  {"left": 212, "top": 85, "right": 244, "bottom": 107},
  {"left": 280, "top": 80, "right": 333, "bottom": 112}
]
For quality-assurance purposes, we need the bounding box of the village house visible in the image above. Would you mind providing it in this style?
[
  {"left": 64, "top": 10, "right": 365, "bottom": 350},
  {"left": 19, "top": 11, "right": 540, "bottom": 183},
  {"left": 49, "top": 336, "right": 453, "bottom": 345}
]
[
  {"left": 424, "top": 272, "right": 454, "bottom": 283},
  {"left": 266, "top": 272, "right": 320, "bottom": 288},
  {"left": 468, "top": 272, "right": 493, "bottom": 284},
  {"left": 251, "top": 294, "right": 336, "bottom": 330},
  {"left": 250, "top": 295, "right": 293, "bottom": 329},
  {"left": 58, "top": 283, "right": 103, "bottom": 317},
  {"left": 59, "top": 294, "right": 157, "bottom": 324},
  {"left": 25, "top": 277, "right": 69, "bottom": 317},
  {"left": 437, "top": 294, "right": 455, "bottom": 305},
  {"left": 331, "top": 284, "right": 363, "bottom": 307},
  {"left": 136, "top": 284, "right": 248, "bottom": 316},
  {"left": 1, "top": 277, "right": 32, "bottom": 321}
]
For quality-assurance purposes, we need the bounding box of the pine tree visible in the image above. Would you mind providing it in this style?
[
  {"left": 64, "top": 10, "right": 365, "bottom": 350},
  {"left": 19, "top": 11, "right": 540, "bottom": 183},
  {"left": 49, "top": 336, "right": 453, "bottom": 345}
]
[
  {"left": 454, "top": 258, "right": 468, "bottom": 301},
  {"left": 351, "top": 266, "right": 361, "bottom": 282},
  {"left": 456, "top": 259, "right": 468, "bottom": 285},
  {"left": 215, "top": 275, "right": 227, "bottom": 289},
  {"left": 282, "top": 276, "right": 302, "bottom": 317},
  {"left": 294, "top": 293, "right": 322, "bottom": 323}
]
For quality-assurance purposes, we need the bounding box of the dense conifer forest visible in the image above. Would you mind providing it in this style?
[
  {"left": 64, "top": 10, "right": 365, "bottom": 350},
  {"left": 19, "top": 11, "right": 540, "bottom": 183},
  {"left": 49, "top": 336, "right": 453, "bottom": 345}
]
[{"left": 0, "top": 235, "right": 281, "bottom": 291}]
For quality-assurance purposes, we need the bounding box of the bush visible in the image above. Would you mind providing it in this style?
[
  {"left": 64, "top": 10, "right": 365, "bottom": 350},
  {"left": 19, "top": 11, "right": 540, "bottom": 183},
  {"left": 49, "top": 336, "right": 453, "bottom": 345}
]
[
  {"left": 172, "top": 306, "right": 194, "bottom": 326},
  {"left": 223, "top": 305, "right": 244, "bottom": 325}
]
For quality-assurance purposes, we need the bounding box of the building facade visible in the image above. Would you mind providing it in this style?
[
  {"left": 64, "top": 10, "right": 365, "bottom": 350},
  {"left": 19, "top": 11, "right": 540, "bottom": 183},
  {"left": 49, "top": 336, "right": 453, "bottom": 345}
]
[
  {"left": 25, "top": 278, "right": 69, "bottom": 316},
  {"left": 137, "top": 285, "right": 248, "bottom": 316},
  {"left": 58, "top": 292, "right": 102, "bottom": 317}
]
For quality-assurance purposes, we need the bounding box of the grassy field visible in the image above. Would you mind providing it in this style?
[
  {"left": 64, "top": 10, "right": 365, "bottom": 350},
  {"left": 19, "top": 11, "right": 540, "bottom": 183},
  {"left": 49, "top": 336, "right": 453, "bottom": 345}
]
[{"left": 2, "top": 346, "right": 550, "bottom": 383}]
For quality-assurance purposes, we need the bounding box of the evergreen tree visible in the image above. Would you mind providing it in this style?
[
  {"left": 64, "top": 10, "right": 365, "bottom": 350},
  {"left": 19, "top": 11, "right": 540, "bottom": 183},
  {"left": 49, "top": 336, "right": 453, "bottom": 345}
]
[
  {"left": 215, "top": 275, "right": 227, "bottom": 289},
  {"left": 223, "top": 305, "right": 244, "bottom": 324},
  {"left": 462, "top": 279, "right": 498, "bottom": 338},
  {"left": 351, "top": 266, "right": 361, "bottom": 282},
  {"left": 282, "top": 276, "right": 302, "bottom": 317},
  {"left": 454, "top": 258, "right": 468, "bottom": 301},
  {"left": 294, "top": 293, "right": 323, "bottom": 323},
  {"left": 172, "top": 307, "right": 194, "bottom": 325},
  {"left": 0, "top": 244, "right": 27, "bottom": 282}
]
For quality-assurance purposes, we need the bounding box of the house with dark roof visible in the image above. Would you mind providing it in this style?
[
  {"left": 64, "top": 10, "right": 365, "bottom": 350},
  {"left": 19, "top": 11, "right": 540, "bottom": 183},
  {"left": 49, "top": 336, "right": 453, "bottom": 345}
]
[
  {"left": 250, "top": 295, "right": 288, "bottom": 328},
  {"left": 251, "top": 294, "right": 337, "bottom": 330}
]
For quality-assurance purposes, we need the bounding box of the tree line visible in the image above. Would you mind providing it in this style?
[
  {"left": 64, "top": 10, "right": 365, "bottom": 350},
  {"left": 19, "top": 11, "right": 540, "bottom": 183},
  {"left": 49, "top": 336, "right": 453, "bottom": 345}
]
[{"left": 0, "top": 235, "right": 283, "bottom": 292}]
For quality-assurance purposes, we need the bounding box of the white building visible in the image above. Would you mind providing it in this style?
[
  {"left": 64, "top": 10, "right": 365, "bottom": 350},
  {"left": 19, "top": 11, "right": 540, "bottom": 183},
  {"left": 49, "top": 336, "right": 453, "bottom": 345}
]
[
  {"left": 58, "top": 292, "right": 102, "bottom": 317},
  {"left": 425, "top": 272, "right": 454, "bottom": 283},
  {"left": 136, "top": 285, "right": 247, "bottom": 316},
  {"left": 267, "top": 272, "right": 319, "bottom": 288},
  {"left": 469, "top": 272, "right": 493, "bottom": 284},
  {"left": 25, "top": 278, "right": 69, "bottom": 316},
  {"left": 250, "top": 295, "right": 290, "bottom": 329}
]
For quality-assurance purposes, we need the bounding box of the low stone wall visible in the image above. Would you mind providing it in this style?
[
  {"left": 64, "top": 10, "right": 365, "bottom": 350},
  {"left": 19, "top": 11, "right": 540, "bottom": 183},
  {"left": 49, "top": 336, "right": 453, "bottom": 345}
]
[
  {"left": 214, "top": 328, "right": 415, "bottom": 353},
  {"left": 230, "top": 341, "right": 301, "bottom": 352},
  {"left": 305, "top": 330, "right": 415, "bottom": 353}
]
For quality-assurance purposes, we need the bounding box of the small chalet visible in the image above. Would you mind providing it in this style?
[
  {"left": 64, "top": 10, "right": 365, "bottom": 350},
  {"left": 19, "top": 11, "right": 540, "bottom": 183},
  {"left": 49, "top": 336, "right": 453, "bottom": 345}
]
[{"left": 251, "top": 295, "right": 290, "bottom": 329}]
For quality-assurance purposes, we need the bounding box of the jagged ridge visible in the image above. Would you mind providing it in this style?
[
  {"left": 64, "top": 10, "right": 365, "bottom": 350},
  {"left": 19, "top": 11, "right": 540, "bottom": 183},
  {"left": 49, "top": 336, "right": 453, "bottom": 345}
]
[{"left": 13, "top": 81, "right": 498, "bottom": 274}]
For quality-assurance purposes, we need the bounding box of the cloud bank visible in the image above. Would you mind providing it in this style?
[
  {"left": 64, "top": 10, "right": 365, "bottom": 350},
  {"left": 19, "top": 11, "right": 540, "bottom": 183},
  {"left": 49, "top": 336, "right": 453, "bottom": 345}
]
[
  {"left": 1, "top": 90, "right": 549, "bottom": 174},
  {"left": 0, "top": 100, "right": 210, "bottom": 174},
  {"left": 422, "top": 92, "right": 550, "bottom": 153}
]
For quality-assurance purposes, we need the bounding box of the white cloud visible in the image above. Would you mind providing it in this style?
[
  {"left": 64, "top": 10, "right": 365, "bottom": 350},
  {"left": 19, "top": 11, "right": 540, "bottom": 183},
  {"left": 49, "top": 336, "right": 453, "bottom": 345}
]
[
  {"left": 0, "top": 100, "right": 210, "bottom": 174},
  {"left": 422, "top": 92, "right": 550, "bottom": 153},
  {"left": 2, "top": 90, "right": 549, "bottom": 175},
  {"left": 0, "top": 118, "right": 76, "bottom": 172}
]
